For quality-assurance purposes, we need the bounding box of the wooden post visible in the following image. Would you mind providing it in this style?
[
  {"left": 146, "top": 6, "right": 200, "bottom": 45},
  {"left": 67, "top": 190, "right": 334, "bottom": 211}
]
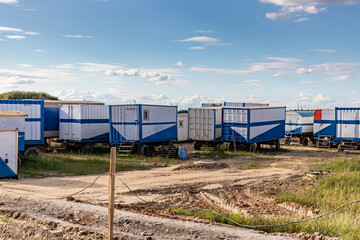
[
  {"left": 232, "top": 131, "right": 237, "bottom": 152},
  {"left": 108, "top": 147, "right": 117, "bottom": 240}
]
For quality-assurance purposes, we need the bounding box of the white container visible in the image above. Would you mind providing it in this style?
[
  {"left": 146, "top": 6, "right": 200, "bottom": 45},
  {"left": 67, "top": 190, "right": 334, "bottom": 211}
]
[
  {"left": 223, "top": 102, "right": 269, "bottom": 107},
  {"left": 285, "top": 111, "right": 314, "bottom": 135},
  {"left": 0, "top": 111, "right": 26, "bottom": 152},
  {"left": 313, "top": 109, "right": 336, "bottom": 137},
  {"left": 0, "top": 100, "right": 44, "bottom": 145},
  {"left": 177, "top": 113, "right": 189, "bottom": 141},
  {"left": 59, "top": 105, "right": 109, "bottom": 142},
  {"left": 0, "top": 130, "right": 18, "bottom": 178},
  {"left": 188, "top": 108, "right": 222, "bottom": 142},
  {"left": 222, "top": 107, "right": 285, "bottom": 143},
  {"left": 110, "top": 104, "right": 177, "bottom": 144},
  {"left": 335, "top": 108, "right": 360, "bottom": 140}
]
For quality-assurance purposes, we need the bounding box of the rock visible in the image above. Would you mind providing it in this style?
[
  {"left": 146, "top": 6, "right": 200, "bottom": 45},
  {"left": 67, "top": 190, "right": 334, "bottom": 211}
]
[
  {"left": 50, "top": 230, "right": 63, "bottom": 237},
  {"left": 12, "top": 212, "right": 20, "bottom": 219}
]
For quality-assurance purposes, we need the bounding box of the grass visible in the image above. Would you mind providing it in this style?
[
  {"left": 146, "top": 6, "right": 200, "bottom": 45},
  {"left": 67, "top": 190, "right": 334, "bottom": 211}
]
[
  {"left": 19, "top": 150, "right": 183, "bottom": 178},
  {"left": 232, "top": 161, "right": 260, "bottom": 169},
  {"left": 172, "top": 157, "right": 360, "bottom": 240},
  {"left": 0, "top": 214, "right": 10, "bottom": 223}
]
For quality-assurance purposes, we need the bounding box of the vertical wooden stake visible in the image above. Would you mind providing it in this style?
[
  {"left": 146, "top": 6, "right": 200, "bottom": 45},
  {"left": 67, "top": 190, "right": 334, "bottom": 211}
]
[
  {"left": 108, "top": 147, "right": 117, "bottom": 240},
  {"left": 232, "top": 131, "right": 237, "bottom": 152}
]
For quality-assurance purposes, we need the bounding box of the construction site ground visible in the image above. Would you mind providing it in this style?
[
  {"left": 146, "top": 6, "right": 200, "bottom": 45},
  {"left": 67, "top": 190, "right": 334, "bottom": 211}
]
[{"left": 0, "top": 144, "right": 353, "bottom": 240}]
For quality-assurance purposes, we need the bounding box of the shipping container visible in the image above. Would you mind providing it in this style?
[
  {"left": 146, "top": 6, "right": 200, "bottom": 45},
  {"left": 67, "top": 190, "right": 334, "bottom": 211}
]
[
  {"left": 177, "top": 113, "right": 189, "bottom": 141},
  {"left": 59, "top": 105, "right": 109, "bottom": 143},
  {"left": 0, "top": 130, "right": 19, "bottom": 178},
  {"left": 0, "top": 100, "right": 44, "bottom": 145},
  {"left": 44, "top": 100, "right": 105, "bottom": 138},
  {"left": 222, "top": 106, "right": 285, "bottom": 151},
  {"left": 335, "top": 107, "right": 360, "bottom": 140},
  {"left": 313, "top": 109, "right": 336, "bottom": 137},
  {"left": 285, "top": 111, "right": 314, "bottom": 146},
  {"left": 223, "top": 102, "right": 269, "bottom": 107},
  {"left": 0, "top": 111, "right": 26, "bottom": 152},
  {"left": 109, "top": 104, "right": 177, "bottom": 148},
  {"left": 188, "top": 107, "right": 222, "bottom": 149}
]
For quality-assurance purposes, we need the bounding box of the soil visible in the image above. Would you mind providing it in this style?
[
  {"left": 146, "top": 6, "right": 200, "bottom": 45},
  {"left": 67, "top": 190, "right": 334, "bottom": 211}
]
[{"left": 0, "top": 145, "right": 351, "bottom": 239}]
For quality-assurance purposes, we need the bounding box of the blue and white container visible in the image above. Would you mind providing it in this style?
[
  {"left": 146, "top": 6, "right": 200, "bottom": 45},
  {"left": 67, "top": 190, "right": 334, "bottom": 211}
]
[
  {"left": 223, "top": 102, "right": 269, "bottom": 107},
  {"left": 59, "top": 105, "right": 109, "bottom": 142},
  {"left": 188, "top": 107, "right": 222, "bottom": 142},
  {"left": 285, "top": 111, "right": 314, "bottom": 135},
  {"left": 0, "top": 100, "right": 44, "bottom": 145},
  {"left": 313, "top": 109, "right": 336, "bottom": 138},
  {"left": 109, "top": 104, "right": 177, "bottom": 145},
  {"left": 0, "top": 130, "right": 19, "bottom": 178},
  {"left": 222, "top": 106, "right": 285, "bottom": 143},
  {"left": 0, "top": 111, "right": 26, "bottom": 152},
  {"left": 335, "top": 107, "right": 360, "bottom": 141}
]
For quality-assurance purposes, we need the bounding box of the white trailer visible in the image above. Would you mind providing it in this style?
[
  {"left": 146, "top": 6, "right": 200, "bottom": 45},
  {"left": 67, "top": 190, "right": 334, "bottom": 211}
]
[
  {"left": 59, "top": 105, "right": 109, "bottom": 147},
  {"left": 0, "top": 111, "right": 26, "bottom": 152},
  {"left": 285, "top": 111, "right": 314, "bottom": 146},
  {"left": 177, "top": 113, "right": 189, "bottom": 141},
  {"left": 0, "top": 130, "right": 19, "bottom": 178}
]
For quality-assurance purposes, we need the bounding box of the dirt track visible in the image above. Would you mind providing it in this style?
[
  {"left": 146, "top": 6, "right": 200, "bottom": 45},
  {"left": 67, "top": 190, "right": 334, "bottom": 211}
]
[{"left": 0, "top": 145, "right": 354, "bottom": 239}]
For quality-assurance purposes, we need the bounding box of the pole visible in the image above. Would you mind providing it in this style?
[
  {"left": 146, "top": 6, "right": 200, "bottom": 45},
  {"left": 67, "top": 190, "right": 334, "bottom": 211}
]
[
  {"left": 232, "top": 131, "right": 237, "bottom": 152},
  {"left": 108, "top": 147, "right": 117, "bottom": 240}
]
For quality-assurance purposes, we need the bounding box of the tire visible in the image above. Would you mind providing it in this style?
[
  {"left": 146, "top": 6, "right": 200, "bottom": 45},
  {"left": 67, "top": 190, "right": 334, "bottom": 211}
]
[
  {"left": 17, "top": 156, "right": 22, "bottom": 168},
  {"left": 249, "top": 143, "right": 257, "bottom": 153},
  {"left": 140, "top": 144, "right": 150, "bottom": 156},
  {"left": 24, "top": 147, "right": 40, "bottom": 158},
  {"left": 275, "top": 139, "right": 280, "bottom": 150},
  {"left": 302, "top": 138, "right": 309, "bottom": 146},
  {"left": 194, "top": 141, "right": 201, "bottom": 151}
]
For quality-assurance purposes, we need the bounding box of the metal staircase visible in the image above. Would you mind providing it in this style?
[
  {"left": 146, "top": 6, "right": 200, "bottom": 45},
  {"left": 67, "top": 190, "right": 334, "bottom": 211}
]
[
  {"left": 316, "top": 135, "right": 331, "bottom": 148},
  {"left": 118, "top": 141, "right": 135, "bottom": 155},
  {"left": 338, "top": 139, "right": 357, "bottom": 152}
]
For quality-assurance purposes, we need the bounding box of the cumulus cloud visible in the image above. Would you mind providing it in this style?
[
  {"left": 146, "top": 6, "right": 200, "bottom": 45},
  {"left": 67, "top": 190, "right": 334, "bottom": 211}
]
[
  {"left": 273, "top": 73, "right": 290, "bottom": 78},
  {"left": 188, "top": 46, "right": 205, "bottom": 50},
  {"left": 106, "top": 69, "right": 139, "bottom": 76},
  {"left": 62, "top": 35, "right": 93, "bottom": 38},
  {"left": 296, "top": 92, "right": 332, "bottom": 109},
  {"left": 0, "top": 0, "right": 17, "bottom": 4},
  {"left": 266, "top": 56, "right": 304, "bottom": 63},
  {"left": 296, "top": 67, "right": 313, "bottom": 74},
  {"left": 177, "top": 36, "right": 230, "bottom": 48},
  {"left": 6, "top": 35, "right": 26, "bottom": 40},
  {"left": 313, "top": 48, "right": 336, "bottom": 53}
]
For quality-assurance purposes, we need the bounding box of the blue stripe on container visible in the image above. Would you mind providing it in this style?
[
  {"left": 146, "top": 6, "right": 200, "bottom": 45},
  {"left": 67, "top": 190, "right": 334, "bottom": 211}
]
[
  {"left": 336, "top": 120, "right": 360, "bottom": 124},
  {"left": 60, "top": 119, "right": 109, "bottom": 124},
  {"left": 285, "top": 123, "right": 313, "bottom": 126},
  {"left": 25, "top": 118, "right": 41, "bottom": 122}
]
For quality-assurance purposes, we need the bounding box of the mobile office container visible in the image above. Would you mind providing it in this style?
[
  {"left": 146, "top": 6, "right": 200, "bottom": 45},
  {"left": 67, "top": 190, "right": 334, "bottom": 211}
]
[
  {"left": 335, "top": 107, "right": 360, "bottom": 141},
  {"left": 0, "top": 130, "right": 19, "bottom": 178},
  {"left": 222, "top": 106, "right": 285, "bottom": 151},
  {"left": 109, "top": 104, "right": 177, "bottom": 152},
  {"left": 59, "top": 105, "right": 109, "bottom": 143},
  {"left": 0, "top": 111, "right": 26, "bottom": 152},
  {"left": 177, "top": 113, "right": 189, "bottom": 141},
  {"left": 0, "top": 100, "right": 44, "bottom": 145},
  {"left": 285, "top": 111, "right": 314, "bottom": 146},
  {"left": 314, "top": 109, "right": 336, "bottom": 138},
  {"left": 188, "top": 107, "right": 222, "bottom": 150},
  {"left": 44, "top": 100, "right": 105, "bottom": 138},
  {"left": 223, "top": 102, "right": 269, "bottom": 107}
]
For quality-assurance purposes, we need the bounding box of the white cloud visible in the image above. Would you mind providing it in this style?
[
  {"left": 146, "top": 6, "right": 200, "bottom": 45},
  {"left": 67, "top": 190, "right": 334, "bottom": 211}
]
[
  {"left": 6, "top": 35, "right": 26, "bottom": 40},
  {"left": 327, "top": 75, "right": 351, "bottom": 82},
  {"left": 175, "top": 61, "right": 183, "bottom": 67},
  {"left": 196, "top": 30, "right": 215, "bottom": 33},
  {"left": 266, "top": 12, "right": 291, "bottom": 20},
  {"left": 0, "top": 0, "right": 17, "bottom": 4},
  {"left": 34, "top": 49, "right": 44, "bottom": 52},
  {"left": 18, "top": 64, "right": 33, "bottom": 68},
  {"left": 7, "top": 76, "right": 35, "bottom": 85},
  {"left": 298, "top": 81, "right": 318, "bottom": 85},
  {"left": 106, "top": 69, "right": 139, "bottom": 76},
  {"left": 273, "top": 73, "right": 290, "bottom": 78},
  {"left": 296, "top": 92, "right": 332, "bottom": 109},
  {"left": 178, "top": 36, "right": 219, "bottom": 43},
  {"left": 188, "top": 46, "right": 205, "bottom": 50},
  {"left": 296, "top": 67, "right": 313, "bottom": 74},
  {"left": 313, "top": 48, "right": 336, "bottom": 53},
  {"left": 294, "top": 17, "right": 309, "bottom": 22},
  {"left": 234, "top": 80, "right": 264, "bottom": 89},
  {"left": 62, "top": 35, "right": 93, "bottom": 38},
  {"left": 266, "top": 56, "right": 304, "bottom": 63},
  {"left": 0, "top": 26, "right": 22, "bottom": 32}
]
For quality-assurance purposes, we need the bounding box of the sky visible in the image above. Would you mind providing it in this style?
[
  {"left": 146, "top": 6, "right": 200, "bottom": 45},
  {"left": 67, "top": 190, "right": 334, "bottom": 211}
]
[{"left": 1, "top": 0, "right": 360, "bottom": 110}]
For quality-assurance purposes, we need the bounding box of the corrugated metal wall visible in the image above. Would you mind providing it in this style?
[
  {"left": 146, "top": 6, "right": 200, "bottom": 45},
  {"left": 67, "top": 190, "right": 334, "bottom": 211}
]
[
  {"left": 0, "top": 130, "right": 18, "bottom": 177},
  {"left": 0, "top": 115, "right": 26, "bottom": 151},
  {"left": 0, "top": 100, "right": 43, "bottom": 145},
  {"left": 285, "top": 111, "right": 314, "bottom": 134},
  {"left": 336, "top": 108, "right": 360, "bottom": 139},
  {"left": 189, "top": 108, "right": 221, "bottom": 141}
]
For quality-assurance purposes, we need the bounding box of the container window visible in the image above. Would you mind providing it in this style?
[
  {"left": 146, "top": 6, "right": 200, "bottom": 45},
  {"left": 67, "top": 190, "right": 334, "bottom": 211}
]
[
  {"left": 179, "top": 120, "right": 184, "bottom": 128},
  {"left": 143, "top": 110, "right": 149, "bottom": 120}
]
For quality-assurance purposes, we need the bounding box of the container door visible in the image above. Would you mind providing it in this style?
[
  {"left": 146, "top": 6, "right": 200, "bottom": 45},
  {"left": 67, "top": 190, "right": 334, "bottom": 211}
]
[
  {"left": 338, "top": 109, "right": 356, "bottom": 139},
  {"left": 122, "top": 105, "right": 139, "bottom": 141},
  {"left": 0, "top": 131, "right": 18, "bottom": 177}
]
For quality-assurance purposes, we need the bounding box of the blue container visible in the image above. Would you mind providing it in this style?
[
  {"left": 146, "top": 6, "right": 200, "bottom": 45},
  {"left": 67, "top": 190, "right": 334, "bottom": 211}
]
[{"left": 178, "top": 146, "right": 188, "bottom": 159}]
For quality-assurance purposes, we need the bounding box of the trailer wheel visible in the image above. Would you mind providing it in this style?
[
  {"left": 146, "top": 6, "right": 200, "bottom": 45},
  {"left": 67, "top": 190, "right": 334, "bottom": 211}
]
[
  {"left": 194, "top": 141, "right": 201, "bottom": 151},
  {"left": 140, "top": 144, "right": 150, "bottom": 156},
  {"left": 24, "top": 147, "right": 40, "bottom": 158},
  {"left": 249, "top": 143, "right": 257, "bottom": 153},
  {"left": 18, "top": 154, "right": 22, "bottom": 168},
  {"left": 301, "top": 138, "right": 309, "bottom": 146},
  {"left": 275, "top": 139, "right": 280, "bottom": 150}
]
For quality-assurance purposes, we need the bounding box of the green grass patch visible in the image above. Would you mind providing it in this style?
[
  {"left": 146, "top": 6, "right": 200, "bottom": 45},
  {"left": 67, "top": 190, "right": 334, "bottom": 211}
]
[
  {"left": 0, "top": 214, "right": 10, "bottom": 223},
  {"left": 232, "top": 161, "right": 259, "bottom": 169},
  {"left": 312, "top": 157, "right": 360, "bottom": 173},
  {"left": 19, "top": 151, "right": 183, "bottom": 178}
]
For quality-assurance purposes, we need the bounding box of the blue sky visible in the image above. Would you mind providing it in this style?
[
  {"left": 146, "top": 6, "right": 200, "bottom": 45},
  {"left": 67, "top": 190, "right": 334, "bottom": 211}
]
[{"left": 1, "top": 0, "right": 360, "bottom": 109}]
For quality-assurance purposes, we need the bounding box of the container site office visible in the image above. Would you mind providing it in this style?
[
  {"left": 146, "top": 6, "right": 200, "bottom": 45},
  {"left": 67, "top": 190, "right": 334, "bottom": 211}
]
[
  {"left": 177, "top": 113, "right": 189, "bottom": 142},
  {"left": 285, "top": 111, "right": 315, "bottom": 146},
  {"left": 335, "top": 107, "right": 360, "bottom": 142},
  {"left": 0, "top": 130, "right": 19, "bottom": 178},
  {"left": 59, "top": 104, "right": 109, "bottom": 145},
  {"left": 0, "top": 111, "right": 26, "bottom": 152},
  {"left": 109, "top": 104, "right": 178, "bottom": 154},
  {"left": 189, "top": 106, "right": 286, "bottom": 151},
  {"left": 313, "top": 109, "right": 336, "bottom": 147},
  {"left": 0, "top": 100, "right": 44, "bottom": 146},
  {"left": 201, "top": 102, "right": 269, "bottom": 107}
]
